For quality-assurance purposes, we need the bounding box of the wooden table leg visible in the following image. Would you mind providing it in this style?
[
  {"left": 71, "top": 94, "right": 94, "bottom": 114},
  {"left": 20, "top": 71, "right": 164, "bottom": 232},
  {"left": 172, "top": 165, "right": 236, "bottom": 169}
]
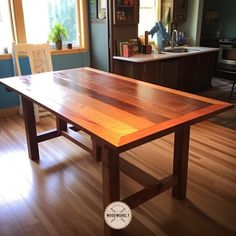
[
  {"left": 172, "top": 126, "right": 190, "bottom": 200},
  {"left": 56, "top": 116, "right": 67, "bottom": 133},
  {"left": 92, "top": 138, "right": 102, "bottom": 162},
  {"left": 102, "top": 147, "right": 120, "bottom": 236},
  {"left": 21, "top": 96, "right": 39, "bottom": 161}
]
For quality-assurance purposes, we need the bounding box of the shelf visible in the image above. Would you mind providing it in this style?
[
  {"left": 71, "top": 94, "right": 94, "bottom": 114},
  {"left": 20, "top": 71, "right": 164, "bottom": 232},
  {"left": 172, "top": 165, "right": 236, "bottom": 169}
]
[
  {"left": 117, "top": 5, "right": 135, "bottom": 8},
  {"left": 113, "top": 0, "right": 139, "bottom": 25}
]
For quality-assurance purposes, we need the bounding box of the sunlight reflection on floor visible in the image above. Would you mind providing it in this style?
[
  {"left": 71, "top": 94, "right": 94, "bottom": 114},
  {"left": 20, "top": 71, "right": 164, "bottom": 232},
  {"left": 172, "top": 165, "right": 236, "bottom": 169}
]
[{"left": 0, "top": 151, "right": 33, "bottom": 203}]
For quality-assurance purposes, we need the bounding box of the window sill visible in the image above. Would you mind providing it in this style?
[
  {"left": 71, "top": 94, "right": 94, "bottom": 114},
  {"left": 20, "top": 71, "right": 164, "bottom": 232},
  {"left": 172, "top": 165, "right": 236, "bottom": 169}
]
[
  {"left": 0, "top": 47, "right": 88, "bottom": 60},
  {"left": 0, "top": 53, "right": 12, "bottom": 60},
  {"left": 50, "top": 47, "right": 88, "bottom": 55}
]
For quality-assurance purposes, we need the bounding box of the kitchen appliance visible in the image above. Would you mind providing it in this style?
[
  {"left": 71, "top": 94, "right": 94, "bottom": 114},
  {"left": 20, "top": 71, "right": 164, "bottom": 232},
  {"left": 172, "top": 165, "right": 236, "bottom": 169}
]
[
  {"left": 218, "top": 38, "right": 236, "bottom": 72},
  {"left": 218, "top": 38, "right": 236, "bottom": 101}
]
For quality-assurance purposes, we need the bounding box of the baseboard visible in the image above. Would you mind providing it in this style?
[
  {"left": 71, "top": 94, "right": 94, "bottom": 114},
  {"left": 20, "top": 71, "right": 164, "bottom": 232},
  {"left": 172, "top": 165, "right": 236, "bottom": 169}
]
[{"left": 0, "top": 106, "right": 19, "bottom": 118}]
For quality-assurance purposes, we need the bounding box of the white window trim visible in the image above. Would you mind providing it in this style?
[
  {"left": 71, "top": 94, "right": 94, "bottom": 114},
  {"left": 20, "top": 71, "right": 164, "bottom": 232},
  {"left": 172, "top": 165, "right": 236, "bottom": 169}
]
[{"left": 8, "top": 0, "right": 88, "bottom": 52}]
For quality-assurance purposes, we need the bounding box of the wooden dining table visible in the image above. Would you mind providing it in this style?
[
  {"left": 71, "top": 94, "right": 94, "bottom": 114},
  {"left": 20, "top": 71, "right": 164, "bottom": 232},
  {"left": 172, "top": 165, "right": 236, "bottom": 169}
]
[{"left": 0, "top": 67, "right": 233, "bottom": 235}]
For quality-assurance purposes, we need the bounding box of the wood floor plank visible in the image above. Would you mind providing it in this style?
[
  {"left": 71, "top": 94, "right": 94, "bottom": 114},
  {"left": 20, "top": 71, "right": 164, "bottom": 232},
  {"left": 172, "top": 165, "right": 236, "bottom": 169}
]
[{"left": 0, "top": 115, "right": 235, "bottom": 235}]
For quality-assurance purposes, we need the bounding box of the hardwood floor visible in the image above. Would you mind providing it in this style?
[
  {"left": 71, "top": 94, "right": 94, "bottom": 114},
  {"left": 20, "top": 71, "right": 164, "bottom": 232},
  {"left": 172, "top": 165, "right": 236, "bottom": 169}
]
[
  {"left": 196, "top": 77, "right": 236, "bottom": 130},
  {"left": 0, "top": 115, "right": 235, "bottom": 236}
]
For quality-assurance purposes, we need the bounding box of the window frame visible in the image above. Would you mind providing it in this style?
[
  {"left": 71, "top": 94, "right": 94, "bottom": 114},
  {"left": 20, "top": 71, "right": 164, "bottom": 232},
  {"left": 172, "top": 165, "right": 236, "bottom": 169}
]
[
  {"left": 140, "top": 0, "right": 161, "bottom": 20},
  {"left": 8, "top": 0, "right": 88, "bottom": 53}
]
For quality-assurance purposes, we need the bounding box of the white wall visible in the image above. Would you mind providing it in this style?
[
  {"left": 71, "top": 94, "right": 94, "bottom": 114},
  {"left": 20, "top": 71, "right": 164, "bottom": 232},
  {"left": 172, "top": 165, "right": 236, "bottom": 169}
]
[{"left": 179, "top": 0, "right": 204, "bottom": 45}]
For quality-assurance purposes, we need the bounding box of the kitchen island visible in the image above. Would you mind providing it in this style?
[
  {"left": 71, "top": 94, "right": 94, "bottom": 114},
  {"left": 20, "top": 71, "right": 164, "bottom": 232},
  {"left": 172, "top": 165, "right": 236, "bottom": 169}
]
[{"left": 113, "top": 46, "right": 219, "bottom": 92}]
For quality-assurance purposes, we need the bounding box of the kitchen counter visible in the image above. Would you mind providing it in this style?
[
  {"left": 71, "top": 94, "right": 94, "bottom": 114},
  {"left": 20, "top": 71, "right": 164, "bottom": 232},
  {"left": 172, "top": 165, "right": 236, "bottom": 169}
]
[
  {"left": 113, "top": 46, "right": 219, "bottom": 92},
  {"left": 113, "top": 46, "right": 219, "bottom": 63}
]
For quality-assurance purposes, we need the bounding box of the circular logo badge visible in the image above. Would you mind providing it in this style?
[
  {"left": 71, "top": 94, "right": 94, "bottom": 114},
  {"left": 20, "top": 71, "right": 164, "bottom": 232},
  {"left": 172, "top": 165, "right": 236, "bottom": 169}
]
[{"left": 104, "top": 201, "right": 132, "bottom": 230}]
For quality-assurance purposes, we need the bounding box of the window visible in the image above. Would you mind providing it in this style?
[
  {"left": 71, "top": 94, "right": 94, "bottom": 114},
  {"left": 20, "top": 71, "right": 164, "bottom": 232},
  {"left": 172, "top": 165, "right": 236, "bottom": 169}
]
[
  {"left": 9, "top": 0, "right": 87, "bottom": 50},
  {"left": 0, "top": 0, "right": 13, "bottom": 53},
  {"left": 138, "top": 0, "right": 161, "bottom": 43}
]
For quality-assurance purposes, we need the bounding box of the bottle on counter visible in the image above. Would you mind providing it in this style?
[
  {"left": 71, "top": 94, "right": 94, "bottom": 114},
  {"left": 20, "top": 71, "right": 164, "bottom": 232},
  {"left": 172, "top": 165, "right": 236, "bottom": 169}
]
[
  {"left": 182, "top": 32, "right": 185, "bottom": 45},
  {"left": 178, "top": 32, "right": 185, "bottom": 46},
  {"left": 179, "top": 31, "right": 183, "bottom": 46}
]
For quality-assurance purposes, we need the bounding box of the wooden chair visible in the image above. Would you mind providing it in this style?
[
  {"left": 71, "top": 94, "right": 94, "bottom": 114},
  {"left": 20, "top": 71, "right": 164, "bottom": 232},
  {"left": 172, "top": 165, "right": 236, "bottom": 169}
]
[
  {"left": 228, "top": 74, "right": 236, "bottom": 102},
  {"left": 12, "top": 42, "right": 53, "bottom": 122},
  {"left": 217, "top": 68, "right": 236, "bottom": 102}
]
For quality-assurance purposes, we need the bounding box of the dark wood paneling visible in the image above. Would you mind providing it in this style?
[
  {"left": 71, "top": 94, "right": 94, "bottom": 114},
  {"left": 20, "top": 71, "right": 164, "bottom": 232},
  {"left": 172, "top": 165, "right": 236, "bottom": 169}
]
[
  {"left": 114, "top": 52, "right": 218, "bottom": 92},
  {"left": 179, "top": 52, "right": 218, "bottom": 92},
  {"left": 159, "top": 59, "right": 179, "bottom": 89},
  {"left": 178, "top": 55, "right": 199, "bottom": 91},
  {"left": 109, "top": 0, "right": 140, "bottom": 72},
  {"left": 173, "top": 0, "right": 188, "bottom": 23}
]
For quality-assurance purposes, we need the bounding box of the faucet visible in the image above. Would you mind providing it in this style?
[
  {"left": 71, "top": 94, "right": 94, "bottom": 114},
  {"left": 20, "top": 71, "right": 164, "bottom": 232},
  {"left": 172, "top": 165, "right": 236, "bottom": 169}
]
[{"left": 171, "top": 30, "right": 178, "bottom": 48}]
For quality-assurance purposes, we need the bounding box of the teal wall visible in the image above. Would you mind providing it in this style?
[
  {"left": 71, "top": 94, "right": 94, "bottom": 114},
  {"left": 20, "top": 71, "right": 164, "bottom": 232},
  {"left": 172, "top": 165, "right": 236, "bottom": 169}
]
[
  {"left": 89, "top": 1, "right": 109, "bottom": 72},
  {"left": 217, "top": 0, "right": 236, "bottom": 37},
  {"left": 0, "top": 52, "right": 90, "bottom": 109},
  {"left": 52, "top": 53, "right": 90, "bottom": 71},
  {"left": 0, "top": 59, "right": 18, "bottom": 109},
  {"left": 203, "top": 0, "right": 236, "bottom": 38},
  {"left": 90, "top": 22, "right": 109, "bottom": 71}
]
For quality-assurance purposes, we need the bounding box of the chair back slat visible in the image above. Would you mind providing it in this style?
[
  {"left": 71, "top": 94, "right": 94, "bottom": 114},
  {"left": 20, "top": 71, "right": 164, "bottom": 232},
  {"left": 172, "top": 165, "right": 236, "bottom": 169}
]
[
  {"left": 12, "top": 42, "right": 53, "bottom": 75},
  {"left": 12, "top": 42, "right": 53, "bottom": 121}
]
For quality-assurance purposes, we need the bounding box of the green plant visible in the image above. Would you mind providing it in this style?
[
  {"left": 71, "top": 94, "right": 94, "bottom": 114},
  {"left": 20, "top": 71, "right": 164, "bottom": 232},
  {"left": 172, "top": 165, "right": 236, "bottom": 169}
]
[{"left": 48, "top": 22, "right": 68, "bottom": 43}]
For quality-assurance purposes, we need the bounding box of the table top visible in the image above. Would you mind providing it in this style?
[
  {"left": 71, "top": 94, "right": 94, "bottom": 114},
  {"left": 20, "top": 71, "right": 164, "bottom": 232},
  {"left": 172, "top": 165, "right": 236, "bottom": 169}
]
[{"left": 0, "top": 67, "right": 233, "bottom": 149}]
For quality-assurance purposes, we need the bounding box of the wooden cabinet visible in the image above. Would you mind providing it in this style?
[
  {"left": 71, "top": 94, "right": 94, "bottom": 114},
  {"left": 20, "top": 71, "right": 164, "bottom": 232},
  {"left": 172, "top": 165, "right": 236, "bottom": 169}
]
[
  {"left": 113, "top": 0, "right": 139, "bottom": 25},
  {"left": 159, "top": 59, "right": 179, "bottom": 89},
  {"left": 113, "top": 51, "right": 218, "bottom": 92},
  {"left": 173, "top": 0, "right": 187, "bottom": 23},
  {"left": 113, "top": 58, "right": 179, "bottom": 89},
  {"left": 109, "top": 0, "right": 139, "bottom": 71},
  {"left": 178, "top": 52, "right": 218, "bottom": 92},
  {"left": 178, "top": 55, "right": 199, "bottom": 92},
  {"left": 113, "top": 60, "right": 158, "bottom": 83}
]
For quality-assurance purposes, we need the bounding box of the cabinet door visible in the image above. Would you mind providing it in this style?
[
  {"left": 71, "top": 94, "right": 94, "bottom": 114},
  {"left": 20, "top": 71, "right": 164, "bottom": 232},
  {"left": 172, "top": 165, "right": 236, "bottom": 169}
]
[
  {"left": 113, "top": 60, "right": 142, "bottom": 79},
  {"left": 114, "top": 60, "right": 160, "bottom": 84},
  {"left": 173, "top": 0, "right": 187, "bottom": 23},
  {"left": 142, "top": 61, "right": 160, "bottom": 84},
  {"left": 158, "top": 60, "right": 179, "bottom": 89},
  {"left": 178, "top": 55, "right": 198, "bottom": 92},
  {"left": 197, "top": 52, "right": 218, "bottom": 90},
  {"left": 178, "top": 52, "right": 218, "bottom": 92}
]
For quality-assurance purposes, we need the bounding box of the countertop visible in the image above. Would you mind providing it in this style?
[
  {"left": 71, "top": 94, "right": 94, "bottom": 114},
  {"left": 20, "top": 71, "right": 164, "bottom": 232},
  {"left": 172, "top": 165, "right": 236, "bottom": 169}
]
[{"left": 113, "top": 46, "right": 219, "bottom": 63}]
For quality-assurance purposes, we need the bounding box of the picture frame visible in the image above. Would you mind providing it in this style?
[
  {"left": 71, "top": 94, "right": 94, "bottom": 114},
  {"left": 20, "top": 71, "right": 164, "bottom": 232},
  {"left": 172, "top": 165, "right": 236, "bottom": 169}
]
[{"left": 97, "top": 0, "right": 107, "bottom": 19}]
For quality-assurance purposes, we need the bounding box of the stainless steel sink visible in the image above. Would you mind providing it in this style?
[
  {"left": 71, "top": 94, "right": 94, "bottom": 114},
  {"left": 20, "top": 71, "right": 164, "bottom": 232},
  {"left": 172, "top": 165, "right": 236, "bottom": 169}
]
[{"left": 164, "top": 47, "right": 201, "bottom": 53}]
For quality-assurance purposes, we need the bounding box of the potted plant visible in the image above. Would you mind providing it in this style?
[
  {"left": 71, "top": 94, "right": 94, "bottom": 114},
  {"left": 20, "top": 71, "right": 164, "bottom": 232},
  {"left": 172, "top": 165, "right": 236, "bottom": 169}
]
[{"left": 48, "top": 22, "right": 68, "bottom": 50}]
